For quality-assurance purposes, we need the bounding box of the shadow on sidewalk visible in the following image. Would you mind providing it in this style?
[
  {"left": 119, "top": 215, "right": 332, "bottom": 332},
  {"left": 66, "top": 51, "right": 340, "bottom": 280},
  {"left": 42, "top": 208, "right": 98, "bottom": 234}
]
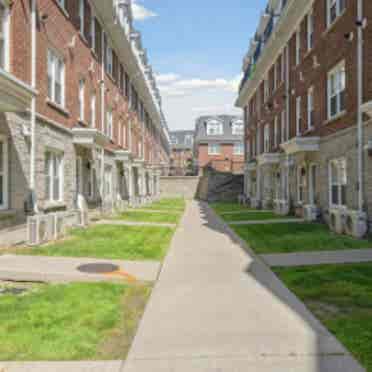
[{"left": 195, "top": 199, "right": 364, "bottom": 372}]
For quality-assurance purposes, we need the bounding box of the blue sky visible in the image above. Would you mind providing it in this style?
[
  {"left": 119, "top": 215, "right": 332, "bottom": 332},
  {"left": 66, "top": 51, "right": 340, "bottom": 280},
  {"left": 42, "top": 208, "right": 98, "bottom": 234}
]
[{"left": 133, "top": 0, "right": 267, "bottom": 130}]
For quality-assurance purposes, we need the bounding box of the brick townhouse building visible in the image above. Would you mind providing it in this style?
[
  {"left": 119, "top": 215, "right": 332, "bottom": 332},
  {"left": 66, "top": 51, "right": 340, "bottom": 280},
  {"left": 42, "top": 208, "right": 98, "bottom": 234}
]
[
  {"left": 237, "top": 0, "right": 372, "bottom": 237},
  {"left": 194, "top": 115, "right": 244, "bottom": 174},
  {"left": 169, "top": 130, "right": 195, "bottom": 176},
  {"left": 0, "top": 0, "right": 170, "bottom": 235}
]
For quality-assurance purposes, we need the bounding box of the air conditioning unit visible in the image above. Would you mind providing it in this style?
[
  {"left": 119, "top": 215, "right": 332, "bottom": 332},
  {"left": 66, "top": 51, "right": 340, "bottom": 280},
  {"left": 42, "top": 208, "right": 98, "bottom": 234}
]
[
  {"left": 250, "top": 198, "right": 261, "bottom": 209},
  {"left": 303, "top": 205, "right": 320, "bottom": 222},
  {"left": 329, "top": 208, "right": 346, "bottom": 234},
  {"left": 27, "top": 214, "right": 55, "bottom": 246},
  {"left": 344, "top": 210, "right": 368, "bottom": 239}
]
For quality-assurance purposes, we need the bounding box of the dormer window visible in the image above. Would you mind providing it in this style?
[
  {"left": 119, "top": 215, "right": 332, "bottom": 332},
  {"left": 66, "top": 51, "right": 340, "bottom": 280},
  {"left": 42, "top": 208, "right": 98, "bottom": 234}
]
[
  {"left": 170, "top": 136, "right": 178, "bottom": 145},
  {"left": 232, "top": 120, "right": 244, "bottom": 136},
  {"left": 185, "top": 135, "right": 193, "bottom": 146},
  {"left": 206, "top": 120, "right": 223, "bottom": 136}
]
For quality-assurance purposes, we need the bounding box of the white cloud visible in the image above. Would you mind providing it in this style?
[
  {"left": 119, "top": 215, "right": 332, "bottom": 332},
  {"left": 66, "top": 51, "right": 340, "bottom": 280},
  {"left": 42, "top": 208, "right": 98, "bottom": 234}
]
[
  {"left": 158, "top": 73, "right": 243, "bottom": 131},
  {"left": 132, "top": 1, "right": 157, "bottom": 21}
]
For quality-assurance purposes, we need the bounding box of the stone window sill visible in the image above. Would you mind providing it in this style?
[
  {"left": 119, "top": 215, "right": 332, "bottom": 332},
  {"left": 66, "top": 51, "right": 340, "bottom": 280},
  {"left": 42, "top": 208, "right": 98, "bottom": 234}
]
[
  {"left": 323, "top": 110, "right": 347, "bottom": 126},
  {"left": 46, "top": 99, "right": 70, "bottom": 117}
]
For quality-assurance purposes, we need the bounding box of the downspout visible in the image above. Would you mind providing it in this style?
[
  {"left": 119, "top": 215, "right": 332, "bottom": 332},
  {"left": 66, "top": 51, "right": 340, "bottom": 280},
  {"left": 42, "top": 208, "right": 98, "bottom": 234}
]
[
  {"left": 357, "top": 0, "right": 364, "bottom": 213},
  {"left": 30, "top": 0, "right": 38, "bottom": 213},
  {"left": 100, "top": 32, "right": 105, "bottom": 201},
  {"left": 285, "top": 44, "right": 290, "bottom": 205}
]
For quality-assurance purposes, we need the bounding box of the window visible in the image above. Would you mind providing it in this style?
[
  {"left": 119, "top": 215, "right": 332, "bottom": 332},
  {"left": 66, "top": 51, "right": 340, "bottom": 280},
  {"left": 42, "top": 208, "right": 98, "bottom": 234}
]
[
  {"left": 309, "top": 164, "right": 317, "bottom": 205},
  {"left": 208, "top": 143, "right": 221, "bottom": 155},
  {"left": 264, "top": 125, "right": 270, "bottom": 153},
  {"left": 90, "top": 94, "right": 96, "bottom": 128},
  {"left": 106, "top": 43, "right": 113, "bottom": 76},
  {"left": 281, "top": 110, "right": 286, "bottom": 143},
  {"left": 296, "top": 96, "right": 302, "bottom": 136},
  {"left": 307, "top": 86, "right": 314, "bottom": 129},
  {"left": 232, "top": 121, "right": 244, "bottom": 135},
  {"left": 329, "top": 158, "right": 347, "bottom": 207},
  {"left": 297, "top": 166, "right": 306, "bottom": 204},
  {"left": 328, "top": 61, "right": 346, "bottom": 119},
  {"left": 106, "top": 109, "right": 113, "bottom": 139},
  {"left": 281, "top": 52, "right": 285, "bottom": 82},
  {"left": 45, "top": 151, "right": 63, "bottom": 202},
  {"left": 264, "top": 77, "right": 269, "bottom": 102},
  {"left": 307, "top": 11, "right": 314, "bottom": 51},
  {"left": 104, "top": 166, "right": 113, "bottom": 201},
  {"left": 0, "top": 136, "right": 8, "bottom": 210},
  {"left": 47, "top": 49, "right": 65, "bottom": 106},
  {"left": 327, "top": 0, "right": 346, "bottom": 27},
  {"left": 185, "top": 134, "right": 193, "bottom": 146},
  {"left": 170, "top": 135, "right": 178, "bottom": 145},
  {"left": 57, "top": 0, "right": 65, "bottom": 8},
  {"left": 234, "top": 142, "right": 244, "bottom": 156},
  {"left": 78, "top": 80, "right": 85, "bottom": 121},
  {"left": 274, "top": 116, "right": 278, "bottom": 148},
  {"left": 88, "top": 161, "right": 94, "bottom": 198},
  {"left": 206, "top": 120, "right": 223, "bottom": 135},
  {"left": 0, "top": 2, "right": 9, "bottom": 70},
  {"left": 295, "top": 29, "right": 300, "bottom": 65},
  {"left": 79, "top": 0, "right": 84, "bottom": 34},
  {"left": 90, "top": 14, "right": 95, "bottom": 51}
]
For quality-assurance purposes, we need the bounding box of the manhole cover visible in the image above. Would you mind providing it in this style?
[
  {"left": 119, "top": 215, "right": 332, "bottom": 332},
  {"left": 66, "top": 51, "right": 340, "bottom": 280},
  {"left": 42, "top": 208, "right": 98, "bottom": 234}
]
[{"left": 77, "top": 263, "right": 120, "bottom": 274}]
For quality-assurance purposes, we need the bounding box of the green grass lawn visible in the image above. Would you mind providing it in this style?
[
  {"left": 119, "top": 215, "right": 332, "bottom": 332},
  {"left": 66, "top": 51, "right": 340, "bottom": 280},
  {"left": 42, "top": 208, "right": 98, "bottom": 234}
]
[
  {"left": 222, "top": 211, "right": 294, "bottom": 222},
  {"left": 275, "top": 263, "right": 372, "bottom": 371},
  {"left": 142, "top": 198, "right": 185, "bottom": 211},
  {"left": 0, "top": 282, "right": 151, "bottom": 361},
  {"left": 118, "top": 211, "right": 180, "bottom": 224},
  {"left": 232, "top": 223, "right": 372, "bottom": 254},
  {"left": 8, "top": 225, "right": 174, "bottom": 261},
  {"left": 209, "top": 202, "right": 252, "bottom": 214}
]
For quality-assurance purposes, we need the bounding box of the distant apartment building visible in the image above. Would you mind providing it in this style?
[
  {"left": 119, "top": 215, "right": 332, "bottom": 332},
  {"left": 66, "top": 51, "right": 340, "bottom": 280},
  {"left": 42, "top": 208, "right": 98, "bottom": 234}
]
[
  {"left": 0, "top": 0, "right": 170, "bottom": 237},
  {"left": 194, "top": 115, "right": 244, "bottom": 174},
  {"left": 236, "top": 0, "right": 372, "bottom": 237},
  {"left": 169, "top": 130, "right": 195, "bottom": 176}
]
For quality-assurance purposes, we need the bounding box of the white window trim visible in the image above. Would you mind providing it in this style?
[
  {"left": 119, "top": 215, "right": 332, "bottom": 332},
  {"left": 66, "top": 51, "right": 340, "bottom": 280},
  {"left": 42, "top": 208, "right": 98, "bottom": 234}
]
[
  {"left": 307, "top": 11, "right": 314, "bottom": 51},
  {"left": 208, "top": 143, "right": 221, "bottom": 155},
  {"left": 90, "top": 13, "right": 95, "bottom": 51},
  {"left": 206, "top": 121, "right": 223, "bottom": 136},
  {"left": 307, "top": 86, "right": 314, "bottom": 130},
  {"left": 0, "top": 2, "right": 10, "bottom": 71},
  {"left": 233, "top": 142, "right": 244, "bottom": 156},
  {"left": 0, "top": 134, "right": 8, "bottom": 210},
  {"left": 79, "top": 79, "right": 85, "bottom": 122},
  {"left": 296, "top": 96, "right": 302, "bottom": 136},
  {"left": 327, "top": 0, "right": 345, "bottom": 28},
  {"left": 264, "top": 125, "right": 270, "bottom": 153},
  {"left": 90, "top": 94, "right": 96, "bottom": 128},
  {"left": 79, "top": 0, "right": 84, "bottom": 35},
  {"left": 47, "top": 49, "right": 65, "bottom": 107},
  {"left": 274, "top": 116, "right": 278, "bottom": 148},
  {"left": 46, "top": 149, "right": 64, "bottom": 203},
  {"left": 295, "top": 29, "right": 300, "bottom": 66},
  {"left": 329, "top": 158, "right": 347, "bottom": 208},
  {"left": 327, "top": 60, "right": 346, "bottom": 120},
  {"left": 297, "top": 166, "right": 306, "bottom": 204},
  {"left": 309, "top": 163, "right": 317, "bottom": 205},
  {"left": 106, "top": 109, "right": 113, "bottom": 139},
  {"left": 232, "top": 121, "right": 244, "bottom": 136}
]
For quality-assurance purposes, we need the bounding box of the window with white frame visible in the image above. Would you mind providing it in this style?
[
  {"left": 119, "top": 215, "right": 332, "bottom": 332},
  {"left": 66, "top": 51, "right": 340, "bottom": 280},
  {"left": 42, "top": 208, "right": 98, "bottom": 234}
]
[
  {"left": 328, "top": 61, "right": 346, "bottom": 119},
  {"left": 327, "top": 0, "right": 346, "bottom": 27},
  {"left": 307, "top": 11, "right": 314, "bottom": 51},
  {"left": 307, "top": 86, "right": 314, "bottom": 129},
  {"left": 0, "top": 136, "right": 8, "bottom": 210},
  {"left": 206, "top": 120, "right": 223, "bottom": 135},
  {"left": 106, "top": 109, "right": 113, "bottom": 139},
  {"left": 295, "top": 29, "right": 300, "bottom": 65},
  {"left": 47, "top": 49, "right": 65, "bottom": 106},
  {"left": 329, "top": 158, "right": 347, "bottom": 207},
  {"left": 234, "top": 142, "right": 244, "bottom": 156},
  {"left": 106, "top": 43, "right": 113, "bottom": 76},
  {"left": 264, "top": 125, "right": 270, "bottom": 153},
  {"left": 78, "top": 79, "right": 85, "bottom": 122},
  {"left": 90, "top": 94, "right": 96, "bottom": 128},
  {"left": 296, "top": 96, "right": 302, "bottom": 136},
  {"left": 281, "top": 110, "right": 286, "bottom": 143},
  {"left": 208, "top": 143, "right": 220, "bottom": 155},
  {"left": 185, "top": 134, "right": 193, "bottom": 146},
  {"left": 90, "top": 14, "right": 95, "bottom": 51},
  {"left": 45, "top": 151, "right": 63, "bottom": 202},
  {"left": 274, "top": 116, "right": 278, "bottom": 148},
  {"left": 79, "top": 0, "right": 84, "bottom": 35},
  {"left": 232, "top": 120, "right": 244, "bottom": 135},
  {"left": 0, "top": 2, "right": 9, "bottom": 70},
  {"left": 297, "top": 166, "right": 306, "bottom": 204}
]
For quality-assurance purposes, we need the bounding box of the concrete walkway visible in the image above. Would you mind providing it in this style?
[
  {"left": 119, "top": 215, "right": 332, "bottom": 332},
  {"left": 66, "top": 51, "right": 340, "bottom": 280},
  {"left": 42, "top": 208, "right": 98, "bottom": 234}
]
[
  {"left": 0, "top": 255, "right": 161, "bottom": 283},
  {"left": 127, "top": 209, "right": 182, "bottom": 214},
  {"left": 229, "top": 218, "right": 305, "bottom": 225},
  {"left": 0, "top": 225, "right": 27, "bottom": 248},
  {"left": 261, "top": 248, "right": 372, "bottom": 267},
  {"left": 97, "top": 220, "right": 176, "bottom": 228},
  {"left": 220, "top": 210, "right": 271, "bottom": 215},
  {"left": 123, "top": 201, "right": 363, "bottom": 372}
]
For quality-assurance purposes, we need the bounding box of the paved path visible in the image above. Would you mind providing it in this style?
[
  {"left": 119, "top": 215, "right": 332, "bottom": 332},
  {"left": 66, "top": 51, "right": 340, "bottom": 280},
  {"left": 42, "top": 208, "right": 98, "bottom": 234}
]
[
  {"left": 127, "top": 209, "right": 181, "bottom": 214},
  {"left": 123, "top": 201, "right": 363, "bottom": 372},
  {"left": 261, "top": 248, "right": 372, "bottom": 267},
  {"left": 0, "top": 255, "right": 161, "bottom": 283},
  {"left": 97, "top": 220, "right": 176, "bottom": 228},
  {"left": 0, "top": 225, "right": 27, "bottom": 248},
  {"left": 220, "top": 210, "right": 271, "bottom": 215},
  {"left": 0, "top": 361, "right": 124, "bottom": 372},
  {"left": 229, "top": 218, "right": 305, "bottom": 225}
]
